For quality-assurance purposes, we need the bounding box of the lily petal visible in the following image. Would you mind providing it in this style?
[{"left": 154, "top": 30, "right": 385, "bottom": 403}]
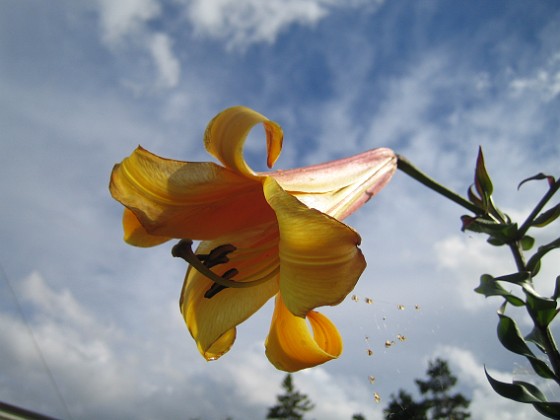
[
  {"left": 180, "top": 223, "right": 280, "bottom": 360},
  {"left": 270, "top": 148, "right": 397, "bottom": 220},
  {"left": 204, "top": 106, "right": 283, "bottom": 177},
  {"left": 122, "top": 208, "right": 170, "bottom": 247},
  {"left": 110, "top": 146, "right": 275, "bottom": 241},
  {"left": 262, "top": 177, "right": 366, "bottom": 317},
  {"left": 265, "top": 294, "right": 342, "bottom": 372}
]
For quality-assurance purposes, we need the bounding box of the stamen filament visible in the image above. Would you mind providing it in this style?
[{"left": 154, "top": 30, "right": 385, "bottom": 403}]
[{"left": 172, "top": 239, "right": 278, "bottom": 289}]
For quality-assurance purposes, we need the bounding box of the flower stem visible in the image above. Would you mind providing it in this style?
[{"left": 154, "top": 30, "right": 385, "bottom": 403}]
[{"left": 396, "top": 155, "right": 483, "bottom": 215}]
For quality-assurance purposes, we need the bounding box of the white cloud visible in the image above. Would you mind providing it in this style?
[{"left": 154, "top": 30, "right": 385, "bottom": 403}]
[
  {"left": 434, "top": 345, "right": 543, "bottom": 420},
  {"left": 1, "top": 271, "right": 383, "bottom": 419},
  {"left": 187, "top": 0, "right": 326, "bottom": 49},
  {"left": 97, "top": 0, "right": 161, "bottom": 46},
  {"left": 184, "top": 0, "right": 383, "bottom": 50},
  {"left": 93, "top": 0, "right": 181, "bottom": 91},
  {"left": 510, "top": 52, "right": 560, "bottom": 101},
  {"left": 433, "top": 235, "right": 516, "bottom": 311},
  {"left": 0, "top": 272, "right": 259, "bottom": 418},
  {"left": 149, "top": 32, "right": 181, "bottom": 88}
]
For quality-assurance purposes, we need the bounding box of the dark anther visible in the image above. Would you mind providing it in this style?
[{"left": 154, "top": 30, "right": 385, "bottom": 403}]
[
  {"left": 197, "top": 244, "right": 237, "bottom": 268},
  {"left": 173, "top": 237, "right": 273, "bottom": 292},
  {"left": 204, "top": 268, "right": 239, "bottom": 299}
]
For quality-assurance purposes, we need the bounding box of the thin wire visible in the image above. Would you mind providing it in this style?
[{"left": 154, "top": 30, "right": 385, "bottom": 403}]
[{"left": 0, "top": 262, "right": 73, "bottom": 420}]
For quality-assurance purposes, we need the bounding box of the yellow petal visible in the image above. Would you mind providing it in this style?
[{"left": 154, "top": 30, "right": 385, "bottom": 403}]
[
  {"left": 110, "top": 146, "right": 275, "bottom": 240},
  {"left": 204, "top": 106, "right": 283, "bottom": 177},
  {"left": 270, "top": 148, "right": 397, "bottom": 220},
  {"left": 265, "top": 294, "right": 342, "bottom": 372},
  {"left": 262, "top": 177, "right": 366, "bottom": 317},
  {"left": 180, "top": 223, "right": 280, "bottom": 360},
  {"left": 122, "top": 208, "right": 170, "bottom": 247}
]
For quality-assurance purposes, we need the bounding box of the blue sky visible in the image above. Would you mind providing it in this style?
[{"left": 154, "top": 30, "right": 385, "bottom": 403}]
[{"left": 1, "top": 1, "right": 559, "bottom": 419}]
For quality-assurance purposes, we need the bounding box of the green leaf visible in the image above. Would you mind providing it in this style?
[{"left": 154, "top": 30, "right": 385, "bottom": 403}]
[
  {"left": 512, "top": 380, "right": 548, "bottom": 401},
  {"left": 526, "top": 355, "right": 557, "bottom": 380},
  {"left": 532, "top": 203, "right": 560, "bottom": 228},
  {"left": 485, "top": 368, "right": 546, "bottom": 403},
  {"left": 474, "top": 274, "right": 525, "bottom": 306},
  {"left": 531, "top": 259, "right": 542, "bottom": 277},
  {"left": 526, "top": 326, "right": 547, "bottom": 353},
  {"left": 524, "top": 290, "right": 558, "bottom": 328},
  {"left": 460, "top": 215, "right": 518, "bottom": 245},
  {"left": 497, "top": 314, "right": 534, "bottom": 357},
  {"left": 533, "top": 402, "right": 560, "bottom": 418},
  {"left": 518, "top": 173, "right": 556, "bottom": 190},
  {"left": 552, "top": 276, "right": 560, "bottom": 300},
  {"left": 488, "top": 223, "right": 519, "bottom": 246},
  {"left": 527, "top": 237, "right": 560, "bottom": 274},
  {"left": 520, "top": 235, "right": 535, "bottom": 251},
  {"left": 498, "top": 312, "right": 556, "bottom": 379},
  {"left": 467, "top": 185, "right": 483, "bottom": 207},
  {"left": 495, "top": 271, "right": 531, "bottom": 285},
  {"left": 474, "top": 147, "right": 494, "bottom": 206}
]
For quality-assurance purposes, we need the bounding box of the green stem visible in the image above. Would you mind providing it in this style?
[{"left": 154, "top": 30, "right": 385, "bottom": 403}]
[
  {"left": 508, "top": 243, "right": 526, "bottom": 273},
  {"left": 397, "top": 155, "right": 484, "bottom": 215}
]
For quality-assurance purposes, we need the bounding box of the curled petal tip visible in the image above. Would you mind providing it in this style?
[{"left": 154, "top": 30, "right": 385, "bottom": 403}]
[{"left": 264, "top": 120, "right": 283, "bottom": 168}]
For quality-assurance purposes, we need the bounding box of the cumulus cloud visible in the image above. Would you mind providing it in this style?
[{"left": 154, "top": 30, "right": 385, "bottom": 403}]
[
  {"left": 94, "top": 0, "right": 181, "bottom": 89},
  {"left": 184, "top": 0, "right": 383, "bottom": 50},
  {"left": 2, "top": 272, "right": 378, "bottom": 419},
  {"left": 149, "top": 32, "right": 181, "bottom": 88},
  {"left": 187, "top": 0, "right": 327, "bottom": 49},
  {"left": 96, "top": 0, "right": 161, "bottom": 46},
  {"left": 434, "top": 345, "right": 543, "bottom": 420},
  {"left": 433, "top": 235, "right": 514, "bottom": 311},
  {"left": 510, "top": 52, "right": 560, "bottom": 101}
]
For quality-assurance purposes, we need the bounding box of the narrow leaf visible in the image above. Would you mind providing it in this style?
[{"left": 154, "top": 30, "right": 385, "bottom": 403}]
[
  {"left": 527, "top": 237, "right": 560, "bottom": 274},
  {"left": 467, "top": 185, "right": 483, "bottom": 207},
  {"left": 513, "top": 380, "right": 548, "bottom": 401},
  {"left": 518, "top": 173, "right": 556, "bottom": 190},
  {"left": 495, "top": 271, "right": 531, "bottom": 285},
  {"left": 524, "top": 291, "right": 558, "bottom": 328},
  {"left": 474, "top": 274, "right": 525, "bottom": 306},
  {"left": 497, "top": 314, "right": 534, "bottom": 357},
  {"left": 526, "top": 326, "right": 547, "bottom": 353},
  {"left": 475, "top": 147, "right": 494, "bottom": 200},
  {"left": 533, "top": 402, "right": 560, "bottom": 418},
  {"left": 526, "top": 356, "right": 556, "bottom": 380},
  {"left": 532, "top": 203, "right": 560, "bottom": 228},
  {"left": 552, "top": 276, "right": 560, "bottom": 300},
  {"left": 485, "top": 368, "right": 545, "bottom": 403}
]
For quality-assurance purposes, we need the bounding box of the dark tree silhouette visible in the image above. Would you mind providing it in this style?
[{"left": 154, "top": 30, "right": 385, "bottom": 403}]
[
  {"left": 267, "top": 374, "right": 315, "bottom": 420},
  {"left": 384, "top": 358, "right": 471, "bottom": 420}
]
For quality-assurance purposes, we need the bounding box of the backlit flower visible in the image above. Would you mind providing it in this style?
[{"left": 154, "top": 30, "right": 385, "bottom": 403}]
[{"left": 110, "top": 106, "right": 396, "bottom": 371}]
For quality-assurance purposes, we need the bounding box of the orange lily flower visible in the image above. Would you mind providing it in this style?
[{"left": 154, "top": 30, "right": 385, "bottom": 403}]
[{"left": 110, "top": 106, "right": 396, "bottom": 371}]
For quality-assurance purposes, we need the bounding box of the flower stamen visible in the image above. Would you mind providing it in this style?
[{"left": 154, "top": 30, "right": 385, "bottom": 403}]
[
  {"left": 172, "top": 240, "right": 278, "bottom": 297},
  {"left": 197, "top": 243, "right": 237, "bottom": 268},
  {"left": 204, "top": 268, "right": 238, "bottom": 298}
]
